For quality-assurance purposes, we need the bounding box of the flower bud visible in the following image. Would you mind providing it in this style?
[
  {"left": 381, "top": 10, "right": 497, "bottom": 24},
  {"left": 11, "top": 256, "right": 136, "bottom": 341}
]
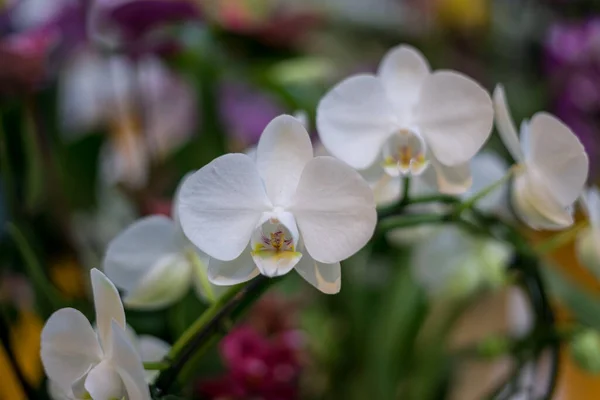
[{"left": 570, "top": 330, "right": 600, "bottom": 374}]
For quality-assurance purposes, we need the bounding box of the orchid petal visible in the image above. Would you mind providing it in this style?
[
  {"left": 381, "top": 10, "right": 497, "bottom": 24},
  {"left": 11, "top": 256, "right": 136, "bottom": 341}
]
[
  {"left": 377, "top": 44, "right": 431, "bottom": 119},
  {"left": 110, "top": 320, "right": 151, "bottom": 400},
  {"left": 103, "top": 216, "right": 184, "bottom": 294},
  {"left": 429, "top": 154, "right": 472, "bottom": 195},
  {"left": 91, "top": 268, "right": 126, "bottom": 351},
  {"left": 527, "top": 112, "right": 589, "bottom": 207},
  {"left": 138, "top": 335, "right": 170, "bottom": 383},
  {"left": 290, "top": 156, "right": 377, "bottom": 263},
  {"left": 493, "top": 85, "right": 525, "bottom": 162},
  {"left": 415, "top": 71, "right": 493, "bottom": 166},
  {"left": 317, "top": 75, "right": 398, "bottom": 170},
  {"left": 172, "top": 172, "right": 195, "bottom": 224},
  {"left": 294, "top": 253, "right": 341, "bottom": 294},
  {"left": 208, "top": 247, "right": 261, "bottom": 286},
  {"left": 256, "top": 115, "right": 313, "bottom": 206},
  {"left": 123, "top": 253, "right": 192, "bottom": 310},
  {"left": 178, "top": 154, "right": 272, "bottom": 261},
  {"left": 84, "top": 360, "right": 124, "bottom": 400},
  {"left": 40, "top": 308, "right": 102, "bottom": 393},
  {"left": 512, "top": 174, "right": 574, "bottom": 230}
]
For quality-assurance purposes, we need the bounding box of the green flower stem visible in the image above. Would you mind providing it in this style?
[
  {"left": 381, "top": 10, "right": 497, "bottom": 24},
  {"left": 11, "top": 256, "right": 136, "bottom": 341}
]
[
  {"left": 377, "top": 213, "right": 450, "bottom": 234},
  {"left": 453, "top": 166, "right": 517, "bottom": 216},
  {"left": 377, "top": 190, "right": 459, "bottom": 219},
  {"left": 400, "top": 176, "right": 411, "bottom": 206},
  {"left": 143, "top": 361, "right": 170, "bottom": 371},
  {"left": 535, "top": 221, "right": 589, "bottom": 254},
  {"left": 407, "top": 194, "right": 460, "bottom": 206},
  {"left": 186, "top": 250, "right": 215, "bottom": 303},
  {"left": 167, "top": 282, "right": 245, "bottom": 358},
  {"left": 153, "top": 275, "right": 275, "bottom": 395}
]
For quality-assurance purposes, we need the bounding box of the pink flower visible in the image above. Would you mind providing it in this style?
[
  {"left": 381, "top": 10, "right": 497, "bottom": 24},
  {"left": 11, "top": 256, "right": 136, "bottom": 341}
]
[{"left": 199, "top": 326, "right": 304, "bottom": 400}]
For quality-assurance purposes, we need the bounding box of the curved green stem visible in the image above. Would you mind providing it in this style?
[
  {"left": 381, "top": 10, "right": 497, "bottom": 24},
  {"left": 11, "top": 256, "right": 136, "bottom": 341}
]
[
  {"left": 454, "top": 167, "right": 516, "bottom": 216},
  {"left": 377, "top": 213, "right": 449, "bottom": 235},
  {"left": 143, "top": 361, "right": 169, "bottom": 371},
  {"left": 153, "top": 275, "right": 275, "bottom": 395}
]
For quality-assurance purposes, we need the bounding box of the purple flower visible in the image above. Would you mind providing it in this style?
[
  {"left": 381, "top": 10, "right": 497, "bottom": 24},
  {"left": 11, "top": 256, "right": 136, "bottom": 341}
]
[
  {"left": 219, "top": 82, "right": 285, "bottom": 147},
  {"left": 544, "top": 17, "right": 600, "bottom": 179}
]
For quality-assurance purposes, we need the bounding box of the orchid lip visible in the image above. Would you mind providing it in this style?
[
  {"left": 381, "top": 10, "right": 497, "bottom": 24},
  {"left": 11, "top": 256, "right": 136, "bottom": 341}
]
[
  {"left": 381, "top": 128, "right": 429, "bottom": 177},
  {"left": 250, "top": 221, "right": 302, "bottom": 277}
]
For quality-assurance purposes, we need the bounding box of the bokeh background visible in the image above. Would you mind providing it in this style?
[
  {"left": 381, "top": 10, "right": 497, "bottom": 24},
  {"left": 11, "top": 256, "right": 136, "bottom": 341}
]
[{"left": 1, "top": 0, "right": 600, "bottom": 399}]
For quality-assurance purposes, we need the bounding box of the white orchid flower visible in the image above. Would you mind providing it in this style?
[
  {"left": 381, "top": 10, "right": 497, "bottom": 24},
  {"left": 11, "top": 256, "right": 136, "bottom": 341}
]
[
  {"left": 316, "top": 44, "right": 494, "bottom": 195},
  {"left": 178, "top": 114, "right": 377, "bottom": 294},
  {"left": 412, "top": 226, "right": 512, "bottom": 297},
  {"left": 493, "top": 85, "right": 589, "bottom": 230},
  {"left": 576, "top": 187, "right": 600, "bottom": 277},
  {"left": 103, "top": 174, "right": 219, "bottom": 309},
  {"left": 41, "top": 269, "right": 150, "bottom": 400},
  {"left": 48, "top": 332, "right": 169, "bottom": 399}
]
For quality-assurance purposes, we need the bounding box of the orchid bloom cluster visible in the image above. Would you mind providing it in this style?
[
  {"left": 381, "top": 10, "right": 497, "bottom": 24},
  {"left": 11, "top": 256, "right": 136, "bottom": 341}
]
[{"left": 40, "top": 43, "right": 597, "bottom": 399}]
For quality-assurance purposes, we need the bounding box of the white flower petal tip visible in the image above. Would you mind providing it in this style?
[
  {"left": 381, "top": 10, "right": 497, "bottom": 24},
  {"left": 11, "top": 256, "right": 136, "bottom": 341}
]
[
  {"left": 496, "top": 88, "right": 589, "bottom": 230},
  {"left": 377, "top": 44, "right": 431, "bottom": 112},
  {"left": 256, "top": 114, "right": 313, "bottom": 207},
  {"left": 90, "top": 268, "right": 126, "bottom": 349},
  {"left": 416, "top": 70, "right": 494, "bottom": 167}
]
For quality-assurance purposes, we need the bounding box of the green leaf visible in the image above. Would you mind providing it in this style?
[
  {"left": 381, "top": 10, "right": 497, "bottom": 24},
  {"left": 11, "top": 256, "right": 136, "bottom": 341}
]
[
  {"left": 541, "top": 263, "right": 600, "bottom": 330},
  {"left": 21, "top": 110, "right": 45, "bottom": 212},
  {"left": 7, "top": 222, "right": 67, "bottom": 317},
  {"left": 365, "top": 262, "right": 427, "bottom": 399}
]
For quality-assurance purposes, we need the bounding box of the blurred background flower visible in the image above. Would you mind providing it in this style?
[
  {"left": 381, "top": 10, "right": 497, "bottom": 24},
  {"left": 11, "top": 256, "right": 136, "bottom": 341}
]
[{"left": 1, "top": 0, "right": 600, "bottom": 399}]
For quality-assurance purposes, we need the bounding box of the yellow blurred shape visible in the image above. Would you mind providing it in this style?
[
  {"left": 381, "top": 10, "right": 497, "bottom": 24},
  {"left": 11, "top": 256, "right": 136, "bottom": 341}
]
[
  {"left": 50, "top": 257, "right": 86, "bottom": 298},
  {"left": 0, "top": 310, "right": 44, "bottom": 400},
  {"left": 435, "top": 0, "right": 489, "bottom": 31},
  {"left": 12, "top": 310, "right": 44, "bottom": 385},
  {"left": 0, "top": 345, "right": 27, "bottom": 400},
  {"left": 527, "top": 219, "right": 600, "bottom": 398}
]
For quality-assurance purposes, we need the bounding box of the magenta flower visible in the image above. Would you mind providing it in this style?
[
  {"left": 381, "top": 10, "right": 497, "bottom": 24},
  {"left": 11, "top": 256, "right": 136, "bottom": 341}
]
[{"left": 199, "top": 326, "right": 304, "bottom": 400}]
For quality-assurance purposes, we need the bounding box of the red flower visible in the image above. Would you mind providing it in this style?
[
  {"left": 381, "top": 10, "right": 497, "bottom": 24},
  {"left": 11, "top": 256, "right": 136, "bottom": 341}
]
[{"left": 198, "top": 326, "right": 304, "bottom": 400}]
